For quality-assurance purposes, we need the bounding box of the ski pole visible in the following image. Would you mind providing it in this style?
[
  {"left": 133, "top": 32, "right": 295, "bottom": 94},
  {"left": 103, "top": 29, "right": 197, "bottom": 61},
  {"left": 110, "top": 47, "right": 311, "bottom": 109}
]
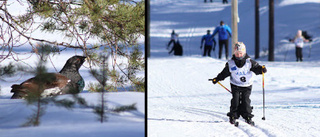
[
  {"left": 262, "top": 65, "right": 266, "bottom": 120},
  {"left": 308, "top": 44, "right": 312, "bottom": 58},
  {"left": 208, "top": 79, "right": 231, "bottom": 93},
  {"left": 213, "top": 48, "right": 217, "bottom": 58}
]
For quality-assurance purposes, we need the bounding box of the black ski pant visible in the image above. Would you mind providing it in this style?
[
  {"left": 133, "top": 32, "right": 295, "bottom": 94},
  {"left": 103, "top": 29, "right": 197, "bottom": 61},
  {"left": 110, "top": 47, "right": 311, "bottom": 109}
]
[
  {"left": 296, "top": 47, "right": 303, "bottom": 62},
  {"left": 227, "top": 84, "right": 254, "bottom": 119},
  {"left": 203, "top": 45, "right": 212, "bottom": 57},
  {"left": 223, "top": 0, "right": 228, "bottom": 4},
  {"left": 218, "top": 39, "right": 229, "bottom": 59},
  {"left": 167, "top": 40, "right": 175, "bottom": 49}
]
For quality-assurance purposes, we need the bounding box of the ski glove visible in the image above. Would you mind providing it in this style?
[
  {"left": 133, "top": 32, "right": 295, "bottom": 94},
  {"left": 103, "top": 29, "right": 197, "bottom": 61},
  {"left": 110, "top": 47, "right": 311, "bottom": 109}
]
[
  {"left": 262, "top": 65, "right": 267, "bottom": 73},
  {"left": 212, "top": 78, "right": 218, "bottom": 84}
]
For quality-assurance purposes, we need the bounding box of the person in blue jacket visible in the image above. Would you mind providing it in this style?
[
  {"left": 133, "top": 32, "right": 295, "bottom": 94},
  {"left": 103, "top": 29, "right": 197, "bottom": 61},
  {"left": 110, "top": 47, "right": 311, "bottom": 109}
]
[
  {"left": 211, "top": 21, "right": 232, "bottom": 59},
  {"left": 201, "top": 30, "right": 216, "bottom": 57}
]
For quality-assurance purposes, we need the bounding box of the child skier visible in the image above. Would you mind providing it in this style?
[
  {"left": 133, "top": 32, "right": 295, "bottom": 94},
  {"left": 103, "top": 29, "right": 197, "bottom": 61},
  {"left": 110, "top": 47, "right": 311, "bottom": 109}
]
[
  {"left": 211, "top": 42, "right": 267, "bottom": 125},
  {"left": 290, "top": 30, "right": 309, "bottom": 62}
]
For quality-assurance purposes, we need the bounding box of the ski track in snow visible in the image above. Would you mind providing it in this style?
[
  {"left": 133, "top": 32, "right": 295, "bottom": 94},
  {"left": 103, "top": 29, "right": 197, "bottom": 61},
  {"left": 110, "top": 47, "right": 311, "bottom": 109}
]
[{"left": 148, "top": 103, "right": 280, "bottom": 137}]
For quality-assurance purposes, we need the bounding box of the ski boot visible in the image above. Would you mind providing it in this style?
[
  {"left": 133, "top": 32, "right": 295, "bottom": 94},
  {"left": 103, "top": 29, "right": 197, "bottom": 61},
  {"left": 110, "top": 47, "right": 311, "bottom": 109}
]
[
  {"left": 245, "top": 117, "right": 255, "bottom": 126},
  {"left": 229, "top": 117, "right": 239, "bottom": 127}
]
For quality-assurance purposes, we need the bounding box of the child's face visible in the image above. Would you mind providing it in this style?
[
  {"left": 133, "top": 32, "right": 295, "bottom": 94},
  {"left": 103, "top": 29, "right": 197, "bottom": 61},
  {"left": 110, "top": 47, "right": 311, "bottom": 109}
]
[{"left": 235, "top": 51, "right": 245, "bottom": 58}]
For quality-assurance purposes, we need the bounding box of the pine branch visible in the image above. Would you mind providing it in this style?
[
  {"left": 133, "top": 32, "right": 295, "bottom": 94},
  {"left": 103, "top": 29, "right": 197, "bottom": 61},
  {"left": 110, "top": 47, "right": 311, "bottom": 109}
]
[{"left": 112, "top": 103, "right": 137, "bottom": 113}]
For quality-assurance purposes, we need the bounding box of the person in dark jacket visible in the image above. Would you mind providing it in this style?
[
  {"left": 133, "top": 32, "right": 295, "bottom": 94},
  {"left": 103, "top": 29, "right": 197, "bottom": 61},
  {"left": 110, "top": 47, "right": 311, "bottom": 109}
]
[
  {"left": 201, "top": 30, "right": 216, "bottom": 57},
  {"left": 223, "top": 0, "right": 228, "bottom": 4},
  {"left": 169, "top": 40, "right": 183, "bottom": 56},
  {"left": 211, "top": 21, "right": 232, "bottom": 59},
  {"left": 167, "top": 30, "right": 178, "bottom": 49},
  {"left": 211, "top": 42, "right": 267, "bottom": 125}
]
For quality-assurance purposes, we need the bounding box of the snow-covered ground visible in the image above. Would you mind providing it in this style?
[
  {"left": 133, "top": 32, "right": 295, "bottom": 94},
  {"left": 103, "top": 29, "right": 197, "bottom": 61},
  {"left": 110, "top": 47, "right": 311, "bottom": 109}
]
[
  {"left": 1, "top": 92, "right": 144, "bottom": 137},
  {"left": 0, "top": 51, "right": 145, "bottom": 137},
  {"left": 148, "top": 0, "right": 320, "bottom": 136}
]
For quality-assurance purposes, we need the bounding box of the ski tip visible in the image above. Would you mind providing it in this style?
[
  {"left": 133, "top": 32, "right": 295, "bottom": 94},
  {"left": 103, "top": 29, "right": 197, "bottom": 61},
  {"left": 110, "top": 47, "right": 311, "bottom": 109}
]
[{"left": 235, "top": 122, "right": 239, "bottom": 127}]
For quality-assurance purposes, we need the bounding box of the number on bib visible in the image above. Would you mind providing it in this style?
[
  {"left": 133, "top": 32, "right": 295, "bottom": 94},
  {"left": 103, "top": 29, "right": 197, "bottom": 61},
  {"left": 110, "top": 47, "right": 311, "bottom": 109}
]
[{"left": 240, "top": 77, "right": 246, "bottom": 82}]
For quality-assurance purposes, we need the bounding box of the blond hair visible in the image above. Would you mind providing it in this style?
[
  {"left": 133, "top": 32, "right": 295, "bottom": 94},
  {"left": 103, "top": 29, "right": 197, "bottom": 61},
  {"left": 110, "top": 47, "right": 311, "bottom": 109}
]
[{"left": 294, "top": 30, "right": 305, "bottom": 40}]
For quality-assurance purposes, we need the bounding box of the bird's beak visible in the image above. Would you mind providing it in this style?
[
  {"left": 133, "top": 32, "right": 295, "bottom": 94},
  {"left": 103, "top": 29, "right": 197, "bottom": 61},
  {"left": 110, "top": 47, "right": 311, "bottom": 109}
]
[{"left": 82, "top": 56, "right": 87, "bottom": 61}]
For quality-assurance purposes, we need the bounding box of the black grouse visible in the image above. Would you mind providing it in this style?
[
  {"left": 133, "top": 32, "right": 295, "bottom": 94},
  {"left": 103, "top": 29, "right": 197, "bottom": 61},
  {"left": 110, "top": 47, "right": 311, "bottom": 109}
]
[{"left": 11, "top": 55, "right": 86, "bottom": 99}]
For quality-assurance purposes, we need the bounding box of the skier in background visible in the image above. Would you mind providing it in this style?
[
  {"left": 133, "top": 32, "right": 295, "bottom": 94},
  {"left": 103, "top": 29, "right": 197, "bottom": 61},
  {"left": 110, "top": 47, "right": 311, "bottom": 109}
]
[
  {"left": 204, "top": 0, "right": 213, "bottom": 3},
  {"left": 169, "top": 39, "right": 183, "bottom": 56},
  {"left": 223, "top": 0, "right": 228, "bottom": 4},
  {"left": 211, "top": 42, "right": 267, "bottom": 125},
  {"left": 201, "top": 30, "right": 216, "bottom": 57},
  {"left": 211, "top": 21, "right": 232, "bottom": 59},
  {"left": 167, "top": 30, "right": 178, "bottom": 49},
  {"left": 290, "top": 30, "right": 309, "bottom": 62}
]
